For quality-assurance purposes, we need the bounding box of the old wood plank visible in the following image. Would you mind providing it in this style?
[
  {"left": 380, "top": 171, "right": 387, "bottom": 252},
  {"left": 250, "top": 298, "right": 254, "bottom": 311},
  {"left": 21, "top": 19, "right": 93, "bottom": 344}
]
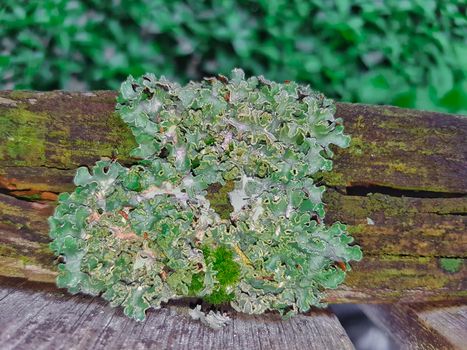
[
  {"left": 1, "top": 187, "right": 465, "bottom": 302},
  {"left": 361, "top": 302, "right": 467, "bottom": 350},
  {"left": 0, "top": 283, "right": 354, "bottom": 350},
  {"left": 329, "top": 103, "right": 467, "bottom": 194},
  {"left": 0, "top": 91, "right": 466, "bottom": 302},
  {"left": 324, "top": 191, "right": 467, "bottom": 257},
  {"left": 331, "top": 255, "right": 466, "bottom": 303},
  {"left": 1, "top": 91, "right": 465, "bottom": 193},
  {"left": 0, "top": 277, "right": 26, "bottom": 301},
  {"left": 414, "top": 303, "right": 467, "bottom": 349}
]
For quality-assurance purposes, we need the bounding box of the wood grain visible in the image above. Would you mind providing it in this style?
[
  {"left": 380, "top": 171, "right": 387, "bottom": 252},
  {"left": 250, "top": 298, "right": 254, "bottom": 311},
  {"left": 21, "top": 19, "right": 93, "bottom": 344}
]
[
  {"left": 361, "top": 302, "right": 467, "bottom": 349},
  {"left": 0, "top": 280, "right": 354, "bottom": 350},
  {"left": 0, "top": 90, "right": 465, "bottom": 303}
]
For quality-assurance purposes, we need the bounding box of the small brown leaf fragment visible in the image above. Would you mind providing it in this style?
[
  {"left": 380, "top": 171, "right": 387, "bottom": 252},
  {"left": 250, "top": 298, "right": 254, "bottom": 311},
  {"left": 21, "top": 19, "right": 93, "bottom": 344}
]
[
  {"left": 119, "top": 210, "right": 129, "bottom": 220},
  {"left": 160, "top": 268, "right": 168, "bottom": 281},
  {"left": 217, "top": 74, "right": 229, "bottom": 84},
  {"left": 115, "top": 232, "right": 139, "bottom": 240},
  {"left": 258, "top": 275, "right": 274, "bottom": 281},
  {"left": 204, "top": 77, "right": 217, "bottom": 84},
  {"left": 111, "top": 225, "right": 139, "bottom": 240},
  {"left": 335, "top": 261, "right": 347, "bottom": 271},
  {"left": 311, "top": 214, "right": 322, "bottom": 224},
  {"left": 155, "top": 82, "right": 170, "bottom": 91}
]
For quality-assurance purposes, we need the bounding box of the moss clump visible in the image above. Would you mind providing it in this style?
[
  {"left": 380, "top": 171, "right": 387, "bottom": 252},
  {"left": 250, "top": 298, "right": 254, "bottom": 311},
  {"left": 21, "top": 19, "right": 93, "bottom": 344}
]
[
  {"left": 204, "top": 288, "right": 235, "bottom": 305},
  {"left": 200, "top": 245, "right": 241, "bottom": 305},
  {"left": 188, "top": 273, "right": 204, "bottom": 295},
  {"left": 204, "top": 246, "right": 241, "bottom": 286},
  {"left": 187, "top": 246, "right": 240, "bottom": 304},
  {"left": 439, "top": 258, "right": 463, "bottom": 273}
]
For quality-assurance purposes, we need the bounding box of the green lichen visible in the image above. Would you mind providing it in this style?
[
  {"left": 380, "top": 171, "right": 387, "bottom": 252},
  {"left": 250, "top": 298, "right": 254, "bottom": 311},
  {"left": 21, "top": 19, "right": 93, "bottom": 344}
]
[
  {"left": 439, "top": 258, "right": 463, "bottom": 273},
  {"left": 48, "top": 69, "right": 362, "bottom": 324}
]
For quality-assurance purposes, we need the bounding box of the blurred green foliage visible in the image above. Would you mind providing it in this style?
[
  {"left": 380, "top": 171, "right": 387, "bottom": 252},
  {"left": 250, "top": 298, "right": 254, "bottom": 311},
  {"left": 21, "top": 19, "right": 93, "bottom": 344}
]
[{"left": 1, "top": 0, "right": 466, "bottom": 113}]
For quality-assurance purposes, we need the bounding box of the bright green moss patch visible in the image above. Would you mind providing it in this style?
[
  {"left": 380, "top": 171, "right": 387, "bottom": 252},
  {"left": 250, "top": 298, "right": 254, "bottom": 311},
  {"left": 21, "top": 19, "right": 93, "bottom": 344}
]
[
  {"left": 439, "top": 258, "right": 463, "bottom": 273},
  {"left": 203, "top": 246, "right": 240, "bottom": 286},
  {"left": 201, "top": 245, "right": 241, "bottom": 304},
  {"left": 204, "top": 288, "right": 235, "bottom": 305},
  {"left": 188, "top": 245, "right": 241, "bottom": 304},
  {"left": 188, "top": 273, "right": 204, "bottom": 295}
]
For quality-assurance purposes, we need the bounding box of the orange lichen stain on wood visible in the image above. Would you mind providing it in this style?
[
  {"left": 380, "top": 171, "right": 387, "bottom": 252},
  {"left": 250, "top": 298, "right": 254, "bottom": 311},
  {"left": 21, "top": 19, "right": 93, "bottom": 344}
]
[
  {"left": 39, "top": 192, "right": 58, "bottom": 201},
  {"left": 0, "top": 175, "right": 62, "bottom": 195},
  {"left": 0, "top": 175, "right": 59, "bottom": 201},
  {"left": 10, "top": 190, "right": 58, "bottom": 201},
  {"left": 0, "top": 176, "right": 19, "bottom": 190}
]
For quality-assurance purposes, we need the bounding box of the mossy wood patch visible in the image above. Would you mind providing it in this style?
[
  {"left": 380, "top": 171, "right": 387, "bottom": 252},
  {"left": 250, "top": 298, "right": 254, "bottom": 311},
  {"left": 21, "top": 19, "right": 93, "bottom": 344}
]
[{"left": 0, "top": 90, "right": 465, "bottom": 304}]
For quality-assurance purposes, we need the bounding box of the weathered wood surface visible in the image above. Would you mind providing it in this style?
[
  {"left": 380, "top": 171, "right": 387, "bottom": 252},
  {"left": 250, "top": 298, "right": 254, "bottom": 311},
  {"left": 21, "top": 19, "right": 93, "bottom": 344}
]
[
  {"left": 0, "top": 90, "right": 466, "bottom": 303},
  {"left": 0, "top": 278, "right": 354, "bottom": 350},
  {"left": 361, "top": 302, "right": 467, "bottom": 349}
]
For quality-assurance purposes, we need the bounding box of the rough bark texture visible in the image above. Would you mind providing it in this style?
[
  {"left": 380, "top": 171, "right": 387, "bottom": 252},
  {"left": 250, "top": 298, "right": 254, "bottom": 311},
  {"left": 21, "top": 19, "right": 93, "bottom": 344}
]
[{"left": 0, "top": 90, "right": 466, "bottom": 303}]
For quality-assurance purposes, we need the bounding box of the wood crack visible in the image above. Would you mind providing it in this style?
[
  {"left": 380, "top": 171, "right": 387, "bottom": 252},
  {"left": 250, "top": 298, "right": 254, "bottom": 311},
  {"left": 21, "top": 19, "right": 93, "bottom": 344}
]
[{"left": 344, "top": 184, "right": 466, "bottom": 199}]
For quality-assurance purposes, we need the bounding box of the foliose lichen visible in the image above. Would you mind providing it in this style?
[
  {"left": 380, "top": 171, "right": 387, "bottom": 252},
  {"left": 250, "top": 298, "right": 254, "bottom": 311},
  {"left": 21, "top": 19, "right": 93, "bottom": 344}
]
[{"left": 48, "top": 69, "right": 362, "bottom": 323}]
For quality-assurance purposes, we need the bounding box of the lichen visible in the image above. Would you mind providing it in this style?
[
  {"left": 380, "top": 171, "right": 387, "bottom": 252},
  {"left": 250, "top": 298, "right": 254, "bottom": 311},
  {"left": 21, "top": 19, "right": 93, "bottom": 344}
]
[
  {"left": 189, "top": 305, "right": 231, "bottom": 330},
  {"left": 48, "top": 69, "right": 362, "bottom": 324}
]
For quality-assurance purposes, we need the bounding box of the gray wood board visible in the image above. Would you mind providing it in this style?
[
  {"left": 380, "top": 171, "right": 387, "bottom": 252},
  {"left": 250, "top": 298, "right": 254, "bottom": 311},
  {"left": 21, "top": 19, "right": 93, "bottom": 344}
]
[
  {"left": 361, "top": 302, "right": 467, "bottom": 350},
  {"left": 0, "top": 282, "right": 354, "bottom": 350}
]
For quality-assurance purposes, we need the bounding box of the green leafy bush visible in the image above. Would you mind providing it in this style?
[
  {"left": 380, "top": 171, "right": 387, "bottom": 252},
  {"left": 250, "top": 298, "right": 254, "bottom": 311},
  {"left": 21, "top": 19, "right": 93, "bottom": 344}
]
[
  {"left": 48, "top": 70, "right": 362, "bottom": 323},
  {"left": 1, "top": 1, "right": 466, "bottom": 113}
]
